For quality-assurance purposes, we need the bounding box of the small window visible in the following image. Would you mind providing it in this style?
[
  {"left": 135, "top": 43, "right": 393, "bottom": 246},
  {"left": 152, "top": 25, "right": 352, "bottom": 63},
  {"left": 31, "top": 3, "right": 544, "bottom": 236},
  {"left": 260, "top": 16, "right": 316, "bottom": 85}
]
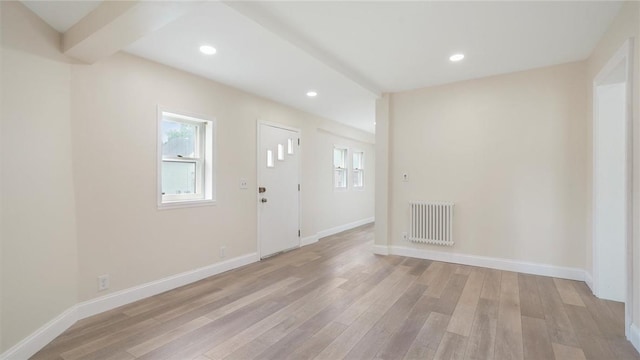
[
  {"left": 159, "top": 109, "right": 215, "bottom": 208},
  {"left": 333, "top": 147, "right": 348, "bottom": 190},
  {"left": 353, "top": 151, "right": 364, "bottom": 189},
  {"left": 287, "top": 138, "right": 294, "bottom": 155},
  {"left": 277, "top": 144, "right": 284, "bottom": 161}
]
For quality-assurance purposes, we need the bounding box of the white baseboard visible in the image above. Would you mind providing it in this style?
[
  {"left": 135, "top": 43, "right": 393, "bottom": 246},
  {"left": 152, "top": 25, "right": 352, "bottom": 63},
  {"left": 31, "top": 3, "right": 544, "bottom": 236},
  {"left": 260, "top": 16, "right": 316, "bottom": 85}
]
[
  {"left": 0, "top": 306, "right": 78, "bottom": 360},
  {"left": 0, "top": 252, "right": 259, "bottom": 360},
  {"left": 372, "top": 244, "right": 390, "bottom": 255},
  {"left": 631, "top": 323, "right": 640, "bottom": 354},
  {"left": 301, "top": 234, "right": 319, "bottom": 247},
  {"left": 385, "top": 245, "right": 585, "bottom": 281},
  {"left": 77, "top": 252, "right": 258, "bottom": 319},
  {"left": 317, "top": 217, "right": 374, "bottom": 239},
  {"left": 584, "top": 271, "right": 594, "bottom": 293}
]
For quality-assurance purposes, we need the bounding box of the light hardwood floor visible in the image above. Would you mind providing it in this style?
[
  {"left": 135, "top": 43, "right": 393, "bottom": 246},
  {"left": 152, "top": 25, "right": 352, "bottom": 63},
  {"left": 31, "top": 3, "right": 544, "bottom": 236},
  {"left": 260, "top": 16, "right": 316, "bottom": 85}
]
[{"left": 34, "top": 224, "right": 639, "bottom": 359}]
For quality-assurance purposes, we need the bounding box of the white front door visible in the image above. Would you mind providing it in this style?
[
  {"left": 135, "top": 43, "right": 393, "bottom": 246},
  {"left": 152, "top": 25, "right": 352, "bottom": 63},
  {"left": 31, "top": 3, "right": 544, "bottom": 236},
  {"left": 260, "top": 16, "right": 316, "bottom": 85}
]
[{"left": 258, "top": 122, "right": 300, "bottom": 258}]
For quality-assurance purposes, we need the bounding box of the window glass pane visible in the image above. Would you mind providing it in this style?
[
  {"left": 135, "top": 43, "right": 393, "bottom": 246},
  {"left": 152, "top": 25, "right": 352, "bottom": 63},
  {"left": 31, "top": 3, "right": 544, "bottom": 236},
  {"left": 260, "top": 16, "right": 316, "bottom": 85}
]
[
  {"left": 267, "top": 150, "right": 274, "bottom": 168},
  {"left": 353, "top": 152, "right": 363, "bottom": 169},
  {"left": 277, "top": 144, "right": 284, "bottom": 161},
  {"left": 334, "top": 148, "right": 346, "bottom": 168},
  {"left": 335, "top": 169, "right": 347, "bottom": 188},
  {"left": 162, "top": 120, "right": 198, "bottom": 158},
  {"left": 287, "top": 138, "right": 294, "bottom": 155},
  {"left": 353, "top": 170, "right": 363, "bottom": 187},
  {"left": 162, "top": 161, "right": 196, "bottom": 195}
]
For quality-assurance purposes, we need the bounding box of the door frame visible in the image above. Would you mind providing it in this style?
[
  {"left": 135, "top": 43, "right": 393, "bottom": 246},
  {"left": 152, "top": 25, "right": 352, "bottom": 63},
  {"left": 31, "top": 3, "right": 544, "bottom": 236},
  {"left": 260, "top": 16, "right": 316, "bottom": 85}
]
[
  {"left": 256, "top": 119, "right": 302, "bottom": 259},
  {"left": 591, "top": 38, "right": 634, "bottom": 339}
]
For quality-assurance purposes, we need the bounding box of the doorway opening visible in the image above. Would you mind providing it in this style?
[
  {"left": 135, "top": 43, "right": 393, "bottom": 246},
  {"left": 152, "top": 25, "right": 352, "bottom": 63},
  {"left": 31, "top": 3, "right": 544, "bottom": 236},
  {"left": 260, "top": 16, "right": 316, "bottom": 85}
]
[{"left": 592, "top": 39, "right": 633, "bottom": 339}]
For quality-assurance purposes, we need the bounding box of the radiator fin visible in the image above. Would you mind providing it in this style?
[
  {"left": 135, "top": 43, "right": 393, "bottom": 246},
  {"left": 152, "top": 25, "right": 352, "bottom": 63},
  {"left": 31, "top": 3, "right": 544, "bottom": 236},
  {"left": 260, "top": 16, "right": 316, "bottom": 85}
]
[{"left": 409, "top": 202, "right": 454, "bottom": 246}]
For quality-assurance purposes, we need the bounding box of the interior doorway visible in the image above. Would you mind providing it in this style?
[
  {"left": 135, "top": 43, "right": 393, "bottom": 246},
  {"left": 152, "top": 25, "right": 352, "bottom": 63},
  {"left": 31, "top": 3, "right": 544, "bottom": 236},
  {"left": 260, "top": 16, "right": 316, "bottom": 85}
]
[
  {"left": 592, "top": 39, "right": 633, "bottom": 338},
  {"left": 257, "top": 121, "right": 301, "bottom": 258}
]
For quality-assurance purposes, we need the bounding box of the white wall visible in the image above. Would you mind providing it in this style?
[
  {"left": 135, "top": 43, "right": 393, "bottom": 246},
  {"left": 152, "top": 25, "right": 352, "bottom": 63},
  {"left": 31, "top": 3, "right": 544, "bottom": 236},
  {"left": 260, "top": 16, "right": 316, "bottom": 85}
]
[
  {"left": 386, "top": 61, "right": 588, "bottom": 269},
  {"left": 1, "top": 2, "right": 78, "bottom": 352}
]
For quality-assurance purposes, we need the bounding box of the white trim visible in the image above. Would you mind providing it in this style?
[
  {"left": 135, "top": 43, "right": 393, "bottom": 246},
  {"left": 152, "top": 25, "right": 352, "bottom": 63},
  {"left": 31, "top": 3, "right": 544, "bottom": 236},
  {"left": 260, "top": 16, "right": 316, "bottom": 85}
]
[
  {"left": 385, "top": 245, "right": 585, "bottom": 281},
  {"left": 0, "top": 253, "right": 258, "bottom": 360},
  {"left": 0, "top": 307, "right": 78, "bottom": 360},
  {"left": 584, "top": 271, "right": 594, "bottom": 293},
  {"left": 317, "top": 217, "right": 375, "bottom": 239},
  {"left": 301, "top": 234, "right": 319, "bottom": 247},
  {"left": 77, "top": 252, "right": 258, "bottom": 318},
  {"left": 630, "top": 323, "right": 640, "bottom": 353},
  {"left": 372, "top": 244, "right": 390, "bottom": 255},
  {"left": 592, "top": 38, "right": 634, "bottom": 336}
]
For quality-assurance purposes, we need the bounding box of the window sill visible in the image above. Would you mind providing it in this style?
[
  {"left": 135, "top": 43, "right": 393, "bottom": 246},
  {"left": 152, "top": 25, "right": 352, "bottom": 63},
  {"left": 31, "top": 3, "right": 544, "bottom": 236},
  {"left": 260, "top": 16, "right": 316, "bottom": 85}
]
[{"left": 158, "top": 199, "right": 216, "bottom": 210}]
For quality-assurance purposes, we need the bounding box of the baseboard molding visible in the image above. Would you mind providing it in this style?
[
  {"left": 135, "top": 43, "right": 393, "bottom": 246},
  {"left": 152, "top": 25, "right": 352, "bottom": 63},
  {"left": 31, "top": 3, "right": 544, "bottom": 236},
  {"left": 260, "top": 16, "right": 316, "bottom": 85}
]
[
  {"left": 317, "top": 217, "right": 374, "bottom": 239},
  {"left": 372, "top": 244, "right": 390, "bottom": 255},
  {"left": 584, "top": 271, "right": 594, "bottom": 293},
  {"left": 386, "top": 245, "right": 585, "bottom": 281},
  {"left": 631, "top": 323, "right": 640, "bottom": 354},
  {"left": 0, "top": 252, "right": 259, "bottom": 360},
  {"left": 301, "top": 234, "right": 319, "bottom": 247},
  {"left": 0, "top": 306, "right": 78, "bottom": 360}
]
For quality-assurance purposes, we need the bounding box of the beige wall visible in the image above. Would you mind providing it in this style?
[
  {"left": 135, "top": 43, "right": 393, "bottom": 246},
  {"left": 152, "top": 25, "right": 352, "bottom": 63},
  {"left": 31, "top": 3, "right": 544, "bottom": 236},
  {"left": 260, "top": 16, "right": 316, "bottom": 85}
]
[
  {"left": 1, "top": 2, "right": 78, "bottom": 352},
  {"left": 388, "top": 61, "right": 588, "bottom": 268},
  {"left": 586, "top": 0, "right": 640, "bottom": 327},
  {"left": 71, "top": 52, "right": 374, "bottom": 301}
]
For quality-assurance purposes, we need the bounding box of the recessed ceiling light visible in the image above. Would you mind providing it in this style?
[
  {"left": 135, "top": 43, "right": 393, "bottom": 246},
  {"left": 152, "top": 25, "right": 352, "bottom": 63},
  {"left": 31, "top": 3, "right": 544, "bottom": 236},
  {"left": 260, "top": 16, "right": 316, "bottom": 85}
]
[
  {"left": 449, "top": 53, "right": 465, "bottom": 62},
  {"left": 199, "top": 45, "right": 217, "bottom": 55},
  {"left": 306, "top": 91, "right": 318, "bottom": 97}
]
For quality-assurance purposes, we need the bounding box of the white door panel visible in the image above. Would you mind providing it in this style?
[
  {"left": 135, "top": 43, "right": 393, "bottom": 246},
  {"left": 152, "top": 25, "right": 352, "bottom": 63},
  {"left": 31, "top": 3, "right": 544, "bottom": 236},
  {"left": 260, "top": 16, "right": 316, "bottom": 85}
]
[{"left": 258, "top": 123, "right": 300, "bottom": 258}]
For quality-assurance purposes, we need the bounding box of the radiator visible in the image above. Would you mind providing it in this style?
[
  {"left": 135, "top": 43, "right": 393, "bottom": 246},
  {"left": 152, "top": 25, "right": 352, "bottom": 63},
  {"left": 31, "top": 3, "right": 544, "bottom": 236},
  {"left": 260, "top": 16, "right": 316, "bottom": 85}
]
[{"left": 409, "top": 201, "right": 454, "bottom": 246}]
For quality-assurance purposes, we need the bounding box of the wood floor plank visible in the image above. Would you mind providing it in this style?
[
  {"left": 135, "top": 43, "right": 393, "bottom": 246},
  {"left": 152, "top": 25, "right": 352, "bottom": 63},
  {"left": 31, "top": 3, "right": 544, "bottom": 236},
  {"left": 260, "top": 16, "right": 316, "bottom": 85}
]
[
  {"left": 464, "top": 298, "right": 497, "bottom": 360},
  {"left": 480, "top": 268, "right": 502, "bottom": 301},
  {"left": 571, "top": 281, "right": 623, "bottom": 339},
  {"left": 552, "top": 343, "right": 587, "bottom": 360},
  {"left": 343, "top": 283, "right": 427, "bottom": 359},
  {"left": 434, "top": 332, "right": 467, "bottom": 360},
  {"left": 518, "top": 273, "right": 544, "bottom": 319},
  {"left": 537, "top": 276, "right": 579, "bottom": 347},
  {"left": 204, "top": 277, "right": 347, "bottom": 360},
  {"left": 494, "top": 271, "right": 524, "bottom": 360},
  {"left": 521, "top": 316, "right": 554, "bottom": 360},
  {"left": 404, "top": 312, "right": 451, "bottom": 360},
  {"left": 32, "top": 224, "right": 637, "bottom": 360},
  {"left": 553, "top": 278, "right": 585, "bottom": 307},
  {"left": 447, "top": 270, "right": 485, "bottom": 336}
]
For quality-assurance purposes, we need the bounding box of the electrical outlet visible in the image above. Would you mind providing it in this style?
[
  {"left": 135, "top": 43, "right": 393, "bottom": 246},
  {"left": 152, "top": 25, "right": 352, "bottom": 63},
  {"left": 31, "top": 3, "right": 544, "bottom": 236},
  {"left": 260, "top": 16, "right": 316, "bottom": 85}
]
[
  {"left": 402, "top": 232, "right": 408, "bottom": 241},
  {"left": 239, "top": 178, "right": 248, "bottom": 189},
  {"left": 98, "top": 274, "right": 109, "bottom": 291},
  {"left": 220, "top": 246, "right": 226, "bottom": 259}
]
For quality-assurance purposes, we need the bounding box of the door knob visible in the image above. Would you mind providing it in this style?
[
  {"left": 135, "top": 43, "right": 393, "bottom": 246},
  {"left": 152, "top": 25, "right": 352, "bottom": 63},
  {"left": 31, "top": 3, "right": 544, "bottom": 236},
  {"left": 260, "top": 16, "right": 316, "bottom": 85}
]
[
  {"left": 261, "top": 198, "right": 268, "bottom": 203},
  {"left": 258, "top": 187, "right": 266, "bottom": 193}
]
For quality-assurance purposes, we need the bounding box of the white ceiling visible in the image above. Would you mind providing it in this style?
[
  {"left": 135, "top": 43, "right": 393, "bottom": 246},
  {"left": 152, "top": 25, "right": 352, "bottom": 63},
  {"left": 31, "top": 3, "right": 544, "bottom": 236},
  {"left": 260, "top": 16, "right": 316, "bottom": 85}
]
[
  {"left": 22, "top": 0, "right": 101, "bottom": 33},
  {"left": 23, "top": 1, "right": 623, "bottom": 134}
]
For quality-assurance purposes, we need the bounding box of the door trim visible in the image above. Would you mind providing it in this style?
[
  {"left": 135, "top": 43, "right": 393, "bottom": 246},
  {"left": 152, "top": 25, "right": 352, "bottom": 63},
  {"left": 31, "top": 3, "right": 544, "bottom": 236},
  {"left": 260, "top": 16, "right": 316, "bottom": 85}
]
[
  {"left": 256, "top": 119, "right": 302, "bottom": 259},
  {"left": 592, "top": 38, "right": 634, "bottom": 339}
]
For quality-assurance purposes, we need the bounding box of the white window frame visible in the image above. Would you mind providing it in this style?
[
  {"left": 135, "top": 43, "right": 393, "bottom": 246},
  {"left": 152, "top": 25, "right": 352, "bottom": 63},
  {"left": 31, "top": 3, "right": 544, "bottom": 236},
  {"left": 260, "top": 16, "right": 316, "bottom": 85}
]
[
  {"left": 352, "top": 150, "right": 364, "bottom": 190},
  {"left": 157, "top": 107, "right": 216, "bottom": 209},
  {"left": 333, "top": 146, "right": 348, "bottom": 191}
]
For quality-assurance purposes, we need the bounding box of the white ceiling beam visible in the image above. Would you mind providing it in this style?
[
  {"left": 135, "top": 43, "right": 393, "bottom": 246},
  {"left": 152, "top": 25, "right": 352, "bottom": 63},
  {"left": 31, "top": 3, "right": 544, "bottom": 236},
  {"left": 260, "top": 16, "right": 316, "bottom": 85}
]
[
  {"left": 63, "top": 0, "right": 202, "bottom": 64},
  {"left": 223, "top": 1, "right": 381, "bottom": 98}
]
